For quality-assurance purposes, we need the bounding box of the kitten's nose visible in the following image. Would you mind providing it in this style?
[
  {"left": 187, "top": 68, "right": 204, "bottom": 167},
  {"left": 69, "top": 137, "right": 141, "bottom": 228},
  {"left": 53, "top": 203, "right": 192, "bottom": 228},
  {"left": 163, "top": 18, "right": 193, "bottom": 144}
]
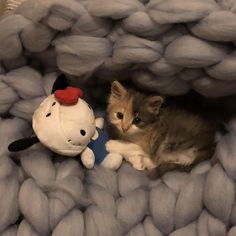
[{"left": 122, "top": 125, "right": 129, "bottom": 132}]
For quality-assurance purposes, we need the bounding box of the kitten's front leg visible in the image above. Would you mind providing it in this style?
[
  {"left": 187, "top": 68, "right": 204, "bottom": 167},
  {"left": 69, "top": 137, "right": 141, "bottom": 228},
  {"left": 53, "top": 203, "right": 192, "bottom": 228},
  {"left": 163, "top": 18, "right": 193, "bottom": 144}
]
[
  {"left": 106, "top": 140, "right": 144, "bottom": 156},
  {"left": 106, "top": 140, "right": 148, "bottom": 170}
]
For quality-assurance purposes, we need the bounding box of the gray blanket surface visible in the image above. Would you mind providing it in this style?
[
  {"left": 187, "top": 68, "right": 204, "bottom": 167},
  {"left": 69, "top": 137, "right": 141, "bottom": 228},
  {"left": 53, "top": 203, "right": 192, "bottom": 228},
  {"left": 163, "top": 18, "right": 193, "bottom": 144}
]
[{"left": 0, "top": 0, "right": 236, "bottom": 235}]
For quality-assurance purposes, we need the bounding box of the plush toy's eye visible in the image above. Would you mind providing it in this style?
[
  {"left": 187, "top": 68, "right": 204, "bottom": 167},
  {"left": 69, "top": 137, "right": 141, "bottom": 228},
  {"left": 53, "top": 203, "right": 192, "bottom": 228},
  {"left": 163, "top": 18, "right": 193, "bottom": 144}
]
[
  {"left": 80, "top": 129, "right": 86, "bottom": 136},
  {"left": 52, "top": 102, "right": 56, "bottom": 106},
  {"left": 46, "top": 113, "right": 51, "bottom": 117},
  {"left": 68, "top": 139, "right": 71, "bottom": 142}
]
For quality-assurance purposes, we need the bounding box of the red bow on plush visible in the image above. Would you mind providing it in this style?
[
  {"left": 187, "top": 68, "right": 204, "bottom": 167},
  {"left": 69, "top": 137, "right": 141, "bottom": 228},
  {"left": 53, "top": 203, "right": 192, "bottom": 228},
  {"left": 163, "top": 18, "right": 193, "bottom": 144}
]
[{"left": 54, "top": 87, "right": 83, "bottom": 105}]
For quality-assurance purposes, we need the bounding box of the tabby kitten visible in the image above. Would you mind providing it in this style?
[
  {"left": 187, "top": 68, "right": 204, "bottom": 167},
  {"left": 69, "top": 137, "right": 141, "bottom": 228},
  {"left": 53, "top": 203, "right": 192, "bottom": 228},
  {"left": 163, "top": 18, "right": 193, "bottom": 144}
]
[{"left": 106, "top": 81, "right": 217, "bottom": 178}]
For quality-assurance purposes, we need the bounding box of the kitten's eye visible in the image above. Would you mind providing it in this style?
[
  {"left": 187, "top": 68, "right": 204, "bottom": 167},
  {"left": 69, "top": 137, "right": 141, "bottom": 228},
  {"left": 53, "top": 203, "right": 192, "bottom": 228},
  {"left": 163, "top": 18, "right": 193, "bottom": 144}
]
[
  {"left": 116, "top": 112, "right": 123, "bottom": 119},
  {"left": 133, "top": 116, "right": 141, "bottom": 125}
]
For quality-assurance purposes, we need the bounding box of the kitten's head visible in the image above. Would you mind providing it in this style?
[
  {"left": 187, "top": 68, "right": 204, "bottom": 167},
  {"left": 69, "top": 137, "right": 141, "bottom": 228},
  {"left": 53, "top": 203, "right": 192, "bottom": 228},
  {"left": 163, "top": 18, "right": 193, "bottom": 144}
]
[{"left": 107, "top": 81, "right": 164, "bottom": 136}]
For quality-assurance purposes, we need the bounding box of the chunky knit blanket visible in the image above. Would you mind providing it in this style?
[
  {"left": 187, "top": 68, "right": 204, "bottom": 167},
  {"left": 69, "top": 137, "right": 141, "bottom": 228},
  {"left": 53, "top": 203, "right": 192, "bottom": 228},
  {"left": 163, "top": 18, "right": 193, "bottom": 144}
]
[{"left": 0, "top": 0, "right": 236, "bottom": 235}]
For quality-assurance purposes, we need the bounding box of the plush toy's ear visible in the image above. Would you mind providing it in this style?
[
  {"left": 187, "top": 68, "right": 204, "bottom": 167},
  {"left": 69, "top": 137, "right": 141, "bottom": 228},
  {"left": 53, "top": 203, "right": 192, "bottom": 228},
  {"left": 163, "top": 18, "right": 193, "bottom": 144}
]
[
  {"left": 51, "top": 73, "right": 69, "bottom": 94},
  {"left": 91, "top": 130, "right": 99, "bottom": 140},
  {"left": 8, "top": 136, "right": 40, "bottom": 152},
  {"left": 95, "top": 117, "right": 104, "bottom": 129}
]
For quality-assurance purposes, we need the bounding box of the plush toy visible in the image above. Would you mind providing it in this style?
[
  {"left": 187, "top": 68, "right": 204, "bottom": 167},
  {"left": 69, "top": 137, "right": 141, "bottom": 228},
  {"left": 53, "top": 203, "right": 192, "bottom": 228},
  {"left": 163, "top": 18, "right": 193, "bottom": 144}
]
[{"left": 8, "top": 74, "right": 123, "bottom": 170}]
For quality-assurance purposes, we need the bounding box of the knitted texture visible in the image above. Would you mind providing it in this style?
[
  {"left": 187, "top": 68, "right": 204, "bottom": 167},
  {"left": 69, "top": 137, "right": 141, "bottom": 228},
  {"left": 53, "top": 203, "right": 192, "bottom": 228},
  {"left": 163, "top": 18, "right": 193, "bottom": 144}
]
[
  {"left": 0, "top": 0, "right": 236, "bottom": 235},
  {"left": 3, "top": 0, "right": 26, "bottom": 15}
]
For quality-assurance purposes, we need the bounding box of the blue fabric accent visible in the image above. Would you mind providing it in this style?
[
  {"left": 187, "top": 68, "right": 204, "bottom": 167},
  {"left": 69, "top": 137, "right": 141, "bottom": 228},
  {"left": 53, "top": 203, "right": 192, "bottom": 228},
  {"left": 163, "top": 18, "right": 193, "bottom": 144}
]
[{"left": 87, "top": 128, "right": 109, "bottom": 165}]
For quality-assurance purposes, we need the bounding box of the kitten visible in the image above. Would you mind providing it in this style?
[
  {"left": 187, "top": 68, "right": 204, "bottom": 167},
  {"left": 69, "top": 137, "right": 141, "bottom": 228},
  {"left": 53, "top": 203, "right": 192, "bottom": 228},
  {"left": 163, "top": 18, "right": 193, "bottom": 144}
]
[{"left": 106, "top": 81, "right": 217, "bottom": 178}]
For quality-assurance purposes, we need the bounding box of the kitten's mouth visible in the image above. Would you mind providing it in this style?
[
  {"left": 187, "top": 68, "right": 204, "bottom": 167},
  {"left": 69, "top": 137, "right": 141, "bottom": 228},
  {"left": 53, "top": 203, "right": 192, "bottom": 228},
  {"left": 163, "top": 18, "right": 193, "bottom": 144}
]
[
  {"left": 121, "top": 127, "right": 140, "bottom": 135},
  {"left": 120, "top": 127, "right": 131, "bottom": 134},
  {"left": 120, "top": 126, "right": 128, "bottom": 133},
  {"left": 122, "top": 129, "right": 129, "bottom": 133}
]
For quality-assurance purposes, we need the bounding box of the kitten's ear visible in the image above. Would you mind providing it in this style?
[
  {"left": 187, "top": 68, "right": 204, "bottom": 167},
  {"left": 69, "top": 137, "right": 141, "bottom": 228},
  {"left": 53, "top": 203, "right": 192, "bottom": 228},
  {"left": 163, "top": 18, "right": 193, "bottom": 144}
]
[
  {"left": 111, "top": 81, "right": 127, "bottom": 99},
  {"left": 146, "top": 96, "right": 164, "bottom": 115}
]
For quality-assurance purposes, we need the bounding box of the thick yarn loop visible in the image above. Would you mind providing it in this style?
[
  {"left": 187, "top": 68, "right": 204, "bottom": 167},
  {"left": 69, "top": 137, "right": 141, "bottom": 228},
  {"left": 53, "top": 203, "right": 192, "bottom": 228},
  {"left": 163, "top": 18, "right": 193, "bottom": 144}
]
[
  {"left": 53, "top": 36, "right": 113, "bottom": 76},
  {"left": 147, "top": 0, "right": 220, "bottom": 24},
  {"left": 1, "top": 114, "right": 236, "bottom": 235},
  {"left": 165, "top": 36, "right": 229, "bottom": 68},
  {"left": 0, "top": 0, "right": 236, "bottom": 235},
  {"left": 0, "top": 0, "right": 236, "bottom": 95}
]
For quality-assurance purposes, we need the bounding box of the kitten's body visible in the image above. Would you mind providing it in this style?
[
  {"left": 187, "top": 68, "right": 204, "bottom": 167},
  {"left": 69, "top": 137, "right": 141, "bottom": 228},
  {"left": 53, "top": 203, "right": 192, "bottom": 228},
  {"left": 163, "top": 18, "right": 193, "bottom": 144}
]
[{"left": 106, "top": 81, "right": 217, "bottom": 178}]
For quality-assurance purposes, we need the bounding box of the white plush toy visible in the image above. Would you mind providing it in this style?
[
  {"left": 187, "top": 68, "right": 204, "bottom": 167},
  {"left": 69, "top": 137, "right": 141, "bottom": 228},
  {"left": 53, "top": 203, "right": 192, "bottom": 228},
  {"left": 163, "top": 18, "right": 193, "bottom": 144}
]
[{"left": 8, "top": 74, "right": 123, "bottom": 170}]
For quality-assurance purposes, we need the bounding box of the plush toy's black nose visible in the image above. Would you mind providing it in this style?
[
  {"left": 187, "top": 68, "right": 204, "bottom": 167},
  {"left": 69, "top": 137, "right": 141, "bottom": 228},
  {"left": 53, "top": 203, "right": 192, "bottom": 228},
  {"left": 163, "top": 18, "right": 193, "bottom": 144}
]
[{"left": 80, "top": 129, "right": 86, "bottom": 136}]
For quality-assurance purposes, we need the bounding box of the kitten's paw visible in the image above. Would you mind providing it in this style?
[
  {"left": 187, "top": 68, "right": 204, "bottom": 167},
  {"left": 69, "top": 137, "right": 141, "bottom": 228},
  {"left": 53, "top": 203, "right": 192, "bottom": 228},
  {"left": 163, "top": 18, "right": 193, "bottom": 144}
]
[
  {"left": 143, "top": 157, "right": 156, "bottom": 170},
  {"left": 173, "top": 148, "right": 197, "bottom": 166},
  {"left": 129, "top": 156, "right": 145, "bottom": 170},
  {"left": 106, "top": 140, "right": 120, "bottom": 153}
]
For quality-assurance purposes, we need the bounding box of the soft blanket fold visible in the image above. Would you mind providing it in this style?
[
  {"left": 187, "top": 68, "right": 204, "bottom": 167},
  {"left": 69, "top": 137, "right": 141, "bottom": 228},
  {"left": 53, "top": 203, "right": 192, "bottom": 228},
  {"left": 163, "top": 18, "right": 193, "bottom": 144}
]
[{"left": 0, "top": 0, "right": 236, "bottom": 235}]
